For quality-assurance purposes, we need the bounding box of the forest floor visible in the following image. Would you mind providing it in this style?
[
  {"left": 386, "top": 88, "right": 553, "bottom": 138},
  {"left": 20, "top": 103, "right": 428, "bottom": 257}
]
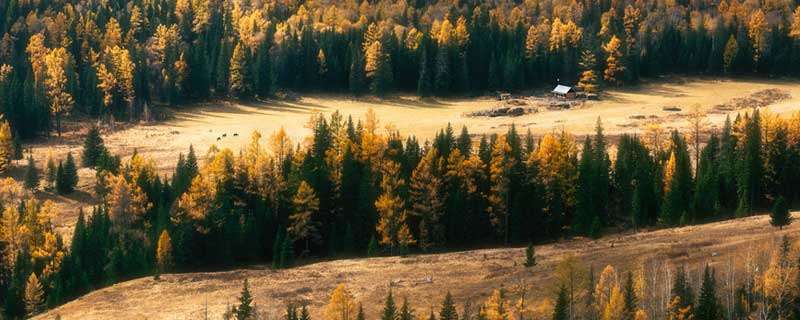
[
  {"left": 36, "top": 212, "right": 800, "bottom": 320},
  {"left": 11, "top": 76, "right": 800, "bottom": 247}
]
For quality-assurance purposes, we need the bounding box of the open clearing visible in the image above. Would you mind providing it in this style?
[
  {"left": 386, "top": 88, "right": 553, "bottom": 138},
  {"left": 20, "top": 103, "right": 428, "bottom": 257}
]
[
  {"left": 37, "top": 212, "right": 799, "bottom": 320},
  {"left": 15, "top": 77, "right": 800, "bottom": 244}
]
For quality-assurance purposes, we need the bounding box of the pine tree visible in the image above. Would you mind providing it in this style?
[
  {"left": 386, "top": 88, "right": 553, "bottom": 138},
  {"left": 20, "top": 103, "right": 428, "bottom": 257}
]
[
  {"left": 622, "top": 272, "right": 637, "bottom": 320},
  {"left": 434, "top": 45, "right": 450, "bottom": 95},
  {"left": 24, "top": 273, "right": 44, "bottom": 317},
  {"left": 417, "top": 44, "right": 433, "bottom": 97},
  {"left": 57, "top": 153, "right": 78, "bottom": 194},
  {"left": 440, "top": 292, "right": 457, "bottom": 320},
  {"left": 553, "top": 285, "right": 568, "bottom": 320},
  {"left": 280, "top": 235, "right": 294, "bottom": 268},
  {"left": 737, "top": 110, "right": 763, "bottom": 216},
  {"left": 235, "top": 279, "right": 254, "bottom": 320},
  {"left": 349, "top": 45, "right": 367, "bottom": 95},
  {"left": 156, "top": 229, "right": 173, "bottom": 278},
  {"left": 695, "top": 266, "right": 718, "bottom": 320},
  {"left": 400, "top": 297, "right": 414, "bottom": 320},
  {"left": 770, "top": 196, "right": 791, "bottom": 229},
  {"left": 382, "top": 290, "right": 397, "bottom": 320},
  {"left": 82, "top": 125, "right": 106, "bottom": 168},
  {"left": 229, "top": 43, "right": 251, "bottom": 98},
  {"left": 524, "top": 243, "right": 537, "bottom": 267},
  {"left": 46, "top": 153, "right": 57, "bottom": 190},
  {"left": 367, "top": 235, "right": 379, "bottom": 257},
  {"left": 23, "top": 155, "right": 39, "bottom": 190}
]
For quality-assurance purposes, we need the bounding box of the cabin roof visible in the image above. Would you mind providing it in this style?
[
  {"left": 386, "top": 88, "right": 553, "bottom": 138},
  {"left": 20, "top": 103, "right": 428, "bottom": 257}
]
[{"left": 552, "top": 85, "right": 574, "bottom": 94}]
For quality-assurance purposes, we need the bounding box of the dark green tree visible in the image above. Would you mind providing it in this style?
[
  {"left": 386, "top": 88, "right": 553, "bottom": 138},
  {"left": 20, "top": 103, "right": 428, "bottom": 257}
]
[
  {"left": 524, "top": 243, "right": 536, "bottom": 267},
  {"left": 695, "top": 266, "right": 719, "bottom": 320},
  {"left": 553, "top": 285, "right": 568, "bottom": 320},
  {"left": 235, "top": 279, "right": 253, "bottom": 320},
  {"left": 82, "top": 126, "right": 106, "bottom": 168},
  {"left": 439, "top": 292, "right": 457, "bottom": 320},
  {"left": 770, "top": 196, "right": 791, "bottom": 229},
  {"left": 23, "top": 155, "right": 39, "bottom": 190}
]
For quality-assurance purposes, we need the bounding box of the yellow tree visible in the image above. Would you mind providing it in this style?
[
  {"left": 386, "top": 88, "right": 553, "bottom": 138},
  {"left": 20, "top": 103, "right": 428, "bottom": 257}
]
[
  {"left": 325, "top": 284, "right": 358, "bottom": 320},
  {"left": 289, "top": 181, "right": 320, "bottom": 252},
  {"left": 44, "top": 47, "right": 74, "bottom": 137},
  {"left": 578, "top": 50, "right": 599, "bottom": 93},
  {"left": 595, "top": 265, "right": 619, "bottom": 315},
  {"left": 156, "top": 229, "right": 173, "bottom": 276},
  {"left": 603, "top": 36, "right": 625, "bottom": 85},
  {"left": 375, "top": 160, "right": 414, "bottom": 253},
  {"left": 487, "top": 135, "right": 513, "bottom": 243},
  {"left": 409, "top": 148, "right": 444, "bottom": 249},
  {"left": 0, "top": 206, "right": 25, "bottom": 271},
  {"left": 748, "top": 10, "right": 768, "bottom": 66},
  {"left": 602, "top": 286, "right": 625, "bottom": 320},
  {"left": 0, "top": 120, "right": 12, "bottom": 173},
  {"left": 106, "top": 174, "right": 151, "bottom": 229},
  {"left": 25, "top": 272, "right": 45, "bottom": 316},
  {"left": 482, "top": 289, "right": 511, "bottom": 320},
  {"left": 791, "top": 7, "right": 800, "bottom": 39}
]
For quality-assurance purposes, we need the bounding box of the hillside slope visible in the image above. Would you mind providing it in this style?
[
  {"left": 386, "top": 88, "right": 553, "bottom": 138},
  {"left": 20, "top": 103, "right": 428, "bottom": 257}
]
[{"left": 37, "top": 213, "right": 798, "bottom": 320}]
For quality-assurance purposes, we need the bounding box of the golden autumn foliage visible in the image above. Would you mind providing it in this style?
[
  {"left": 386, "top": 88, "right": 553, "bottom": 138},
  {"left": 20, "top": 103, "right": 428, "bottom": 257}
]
[
  {"left": 106, "top": 173, "right": 152, "bottom": 228},
  {"left": 25, "top": 272, "right": 45, "bottom": 316},
  {"left": 487, "top": 135, "right": 513, "bottom": 240},
  {"left": 375, "top": 160, "right": 415, "bottom": 251},
  {"left": 0, "top": 120, "right": 12, "bottom": 173},
  {"left": 603, "top": 36, "right": 625, "bottom": 85},
  {"left": 325, "top": 284, "right": 358, "bottom": 320},
  {"left": 156, "top": 230, "right": 173, "bottom": 274},
  {"left": 481, "top": 289, "right": 512, "bottom": 320},
  {"left": 289, "top": 181, "right": 320, "bottom": 246}
]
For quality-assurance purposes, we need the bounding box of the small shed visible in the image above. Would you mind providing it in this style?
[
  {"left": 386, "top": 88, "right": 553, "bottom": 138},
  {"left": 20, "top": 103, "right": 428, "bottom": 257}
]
[{"left": 552, "top": 85, "right": 576, "bottom": 99}]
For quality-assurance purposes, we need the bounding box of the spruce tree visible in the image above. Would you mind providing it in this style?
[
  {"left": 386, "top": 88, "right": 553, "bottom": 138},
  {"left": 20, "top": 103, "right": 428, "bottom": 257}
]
[
  {"left": 367, "top": 235, "right": 379, "bottom": 257},
  {"left": 382, "top": 290, "right": 397, "bottom": 320},
  {"left": 57, "top": 153, "right": 78, "bottom": 194},
  {"left": 280, "top": 236, "right": 294, "bottom": 268},
  {"left": 770, "top": 196, "right": 791, "bottom": 229},
  {"left": 235, "top": 279, "right": 253, "bottom": 320},
  {"left": 400, "top": 297, "right": 414, "bottom": 320},
  {"left": 417, "top": 44, "right": 433, "bottom": 97},
  {"left": 553, "top": 285, "right": 568, "bottom": 320},
  {"left": 695, "top": 266, "right": 719, "bottom": 320},
  {"left": 23, "top": 155, "right": 39, "bottom": 190},
  {"left": 82, "top": 126, "right": 105, "bottom": 168},
  {"left": 524, "top": 243, "right": 536, "bottom": 267},
  {"left": 622, "top": 272, "right": 637, "bottom": 320},
  {"left": 440, "top": 292, "right": 457, "bottom": 320}
]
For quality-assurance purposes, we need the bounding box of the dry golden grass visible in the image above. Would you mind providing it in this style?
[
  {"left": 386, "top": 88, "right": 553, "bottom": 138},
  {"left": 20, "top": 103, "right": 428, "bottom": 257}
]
[
  {"left": 36, "top": 212, "right": 800, "bottom": 320},
  {"left": 12, "top": 76, "right": 800, "bottom": 249}
]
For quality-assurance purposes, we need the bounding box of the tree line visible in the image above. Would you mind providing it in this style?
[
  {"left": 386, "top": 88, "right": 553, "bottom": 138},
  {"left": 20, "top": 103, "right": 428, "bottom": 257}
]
[
  {"left": 0, "top": 107, "right": 798, "bottom": 318},
  {"left": 3, "top": 0, "right": 800, "bottom": 139}
]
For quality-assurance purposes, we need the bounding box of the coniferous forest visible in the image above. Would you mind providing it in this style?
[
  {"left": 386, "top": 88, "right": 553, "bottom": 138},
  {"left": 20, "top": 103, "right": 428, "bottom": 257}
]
[
  {"left": 2, "top": 0, "right": 800, "bottom": 137},
  {"left": 2, "top": 0, "right": 800, "bottom": 318}
]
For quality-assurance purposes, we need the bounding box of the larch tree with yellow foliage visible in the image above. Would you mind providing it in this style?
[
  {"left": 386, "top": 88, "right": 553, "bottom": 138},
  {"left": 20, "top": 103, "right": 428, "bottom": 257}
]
[
  {"left": 375, "top": 160, "right": 414, "bottom": 254},
  {"left": 0, "top": 120, "right": 12, "bottom": 173},
  {"left": 289, "top": 181, "right": 321, "bottom": 253},
  {"left": 156, "top": 229, "right": 173, "bottom": 278},
  {"left": 487, "top": 135, "right": 513, "bottom": 243},
  {"left": 603, "top": 36, "right": 625, "bottom": 85},
  {"left": 24, "top": 272, "right": 45, "bottom": 316},
  {"left": 325, "top": 284, "right": 358, "bottom": 320},
  {"left": 409, "top": 148, "right": 444, "bottom": 250},
  {"left": 43, "top": 47, "right": 74, "bottom": 137},
  {"left": 578, "top": 50, "right": 599, "bottom": 93}
]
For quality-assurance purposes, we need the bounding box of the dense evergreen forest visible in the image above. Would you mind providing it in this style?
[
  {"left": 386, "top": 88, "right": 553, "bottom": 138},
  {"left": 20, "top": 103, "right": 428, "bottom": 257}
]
[
  {"left": 1, "top": 105, "right": 799, "bottom": 318},
  {"left": 2, "top": 0, "right": 800, "bottom": 138}
]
